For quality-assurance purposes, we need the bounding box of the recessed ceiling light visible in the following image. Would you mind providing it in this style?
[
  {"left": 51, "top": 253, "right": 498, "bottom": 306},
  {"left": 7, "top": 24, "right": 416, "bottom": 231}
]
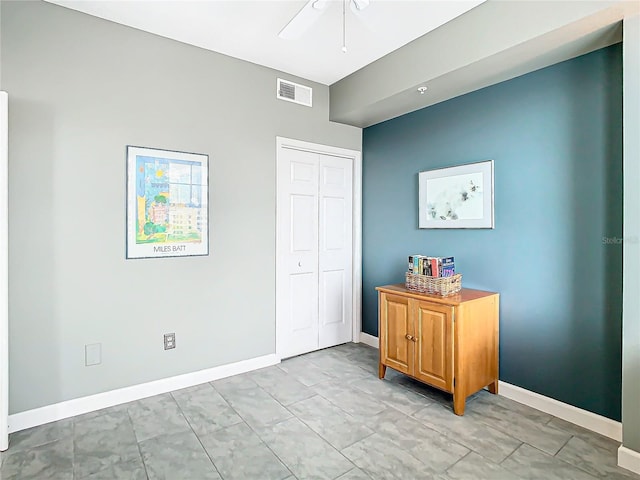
[{"left": 417, "top": 86, "right": 427, "bottom": 95}]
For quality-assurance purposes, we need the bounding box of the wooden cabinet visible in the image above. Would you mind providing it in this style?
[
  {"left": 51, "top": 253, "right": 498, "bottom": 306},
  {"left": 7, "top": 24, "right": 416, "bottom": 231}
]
[{"left": 377, "top": 284, "right": 499, "bottom": 415}]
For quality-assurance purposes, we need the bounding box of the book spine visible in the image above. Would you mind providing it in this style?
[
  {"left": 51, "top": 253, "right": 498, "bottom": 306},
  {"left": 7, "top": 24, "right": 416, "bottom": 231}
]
[
  {"left": 408, "top": 255, "right": 414, "bottom": 274},
  {"left": 425, "top": 257, "right": 432, "bottom": 276},
  {"left": 430, "top": 257, "right": 439, "bottom": 277},
  {"left": 440, "top": 256, "right": 455, "bottom": 277}
]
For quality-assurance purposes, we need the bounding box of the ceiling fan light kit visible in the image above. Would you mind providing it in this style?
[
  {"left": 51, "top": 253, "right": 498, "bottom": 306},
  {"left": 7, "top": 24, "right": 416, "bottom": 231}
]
[{"left": 278, "top": 0, "right": 372, "bottom": 52}]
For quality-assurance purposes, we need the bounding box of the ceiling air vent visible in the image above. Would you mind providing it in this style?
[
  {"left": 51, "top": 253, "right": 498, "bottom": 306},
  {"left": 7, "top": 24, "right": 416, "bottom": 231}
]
[{"left": 277, "top": 78, "right": 313, "bottom": 107}]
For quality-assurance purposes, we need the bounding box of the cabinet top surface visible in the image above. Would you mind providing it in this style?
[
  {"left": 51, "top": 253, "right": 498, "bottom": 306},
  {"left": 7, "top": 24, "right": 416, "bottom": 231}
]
[{"left": 375, "top": 284, "right": 498, "bottom": 305}]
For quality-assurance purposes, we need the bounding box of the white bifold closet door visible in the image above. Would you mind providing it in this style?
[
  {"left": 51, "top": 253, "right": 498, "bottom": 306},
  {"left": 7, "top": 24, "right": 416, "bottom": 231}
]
[{"left": 277, "top": 146, "right": 353, "bottom": 359}]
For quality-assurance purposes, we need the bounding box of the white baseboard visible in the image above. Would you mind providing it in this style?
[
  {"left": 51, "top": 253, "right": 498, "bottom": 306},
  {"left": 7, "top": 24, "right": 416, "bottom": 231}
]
[
  {"left": 359, "top": 332, "right": 379, "bottom": 348},
  {"left": 356, "top": 333, "right": 622, "bottom": 442},
  {"left": 8, "top": 353, "right": 280, "bottom": 434},
  {"left": 498, "top": 381, "right": 622, "bottom": 441},
  {"left": 618, "top": 445, "right": 640, "bottom": 475}
]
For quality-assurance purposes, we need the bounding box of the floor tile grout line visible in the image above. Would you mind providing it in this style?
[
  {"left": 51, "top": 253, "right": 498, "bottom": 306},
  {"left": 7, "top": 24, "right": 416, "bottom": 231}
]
[
  {"left": 323, "top": 377, "right": 472, "bottom": 476},
  {"left": 71, "top": 407, "right": 145, "bottom": 480},
  {"left": 212, "top": 372, "right": 298, "bottom": 427},
  {"left": 337, "top": 430, "right": 377, "bottom": 453},
  {"left": 458, "top": 406, "right": 526, "bottom": 448},
  {"left": 237, "top": 416, "right": 298, "bottom": 480},
  {"left": 4, "top": 418, "right": 74, "bottom": 457},
  {"left": 277, "top": 356, "right": 338, "bottom": 387},
  {"left": 553, "top": 433, "right": 575, "bottom": 456},
  {"left": 170, "top": 390, "right": 224, "bottom": 480},
  {"left": 307, "top": 376, "right": 392, "bottom": 420},
  {"left": 468, "top": 409, "right": 569, "bottom": 452},
  {"left": 443, "top": 449, "right": 474, "bottom": 476},
  {"left": 408, "top": 408, "right": 525, "bottom": 466},
  {"left": 507, "top": 440, "right": 602, "bottom": 479},
  {"left": 127, "top": 404, "right": 151, "bottom": 480},
  {"left": 247, "top": 370, "right": 319, "bottom": 408},
  {"left": 247, "top": 368, "right": 363, "bottom": 478},
  {"left": 128, "top": 397, "right": 178, "bottom": 480},
  {"left": 498, "top": 445, "right": 538, "bottom": 479},
  {"left": 278, "top": 394, "right": 359, "bottom": 469},
  {"left": 497, "top": 441, "right": 525, "bottom": 466},
  {"left": 508, "top": 439, "right": 576, "bottom": 462},
  {"left": 281, "top": 394, "right": 376, "bottom": 453},
  {"left": 74, "top": 411, "right": 132, "bottom": 480},
  {"left": 348, "top": 374, "right": 432, "bottom": 408},
  {"left": 209, "top": 374, "right": 300, "bottom": 479},
  {"left": 71, "top": 416, "right": 77, "bottom": 480},
  {"left": 553, "top": 434, "right": 634, "bottom": 479},
  {"left": 547, "top": 416, "right": 624, "bottom": 451}
]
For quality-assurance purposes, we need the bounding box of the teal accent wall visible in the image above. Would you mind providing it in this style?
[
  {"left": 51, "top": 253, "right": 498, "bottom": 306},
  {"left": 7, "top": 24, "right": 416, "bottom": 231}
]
[{"left": 362, "top": 45, "right": 623, "bottom": 420}]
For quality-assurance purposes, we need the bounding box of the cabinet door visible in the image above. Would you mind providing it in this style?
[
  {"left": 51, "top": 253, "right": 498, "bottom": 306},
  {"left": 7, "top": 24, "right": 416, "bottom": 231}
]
[
  {"left": 413, "top": 300, "right": 454, "bottom": 391},
  {"left": 379, "top": 293, "right": 412, "bottom": 376}
]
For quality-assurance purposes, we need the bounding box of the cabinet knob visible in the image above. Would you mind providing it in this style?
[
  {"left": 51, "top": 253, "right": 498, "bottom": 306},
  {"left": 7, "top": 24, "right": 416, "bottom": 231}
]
[{"left": 405, "top": 334, "right": 413, "bottom": 341}]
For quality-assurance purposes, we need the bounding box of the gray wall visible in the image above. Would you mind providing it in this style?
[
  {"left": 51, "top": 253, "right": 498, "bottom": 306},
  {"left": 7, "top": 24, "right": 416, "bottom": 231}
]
[
  {"left": 1, "top": 1, "right": 361, "bottom": 414},
  {"left": 622, "top": 13, "right": 640, "bottom": 453},
  {"left": 361, "top": 45, "right": 623, "bottom": 421}
]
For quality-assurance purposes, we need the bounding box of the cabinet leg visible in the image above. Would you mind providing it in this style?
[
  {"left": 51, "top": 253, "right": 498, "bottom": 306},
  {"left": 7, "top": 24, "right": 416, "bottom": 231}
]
[
  {"left": 488, "top": 381, "right": 499, "bottom": 395},
  {"left": 378, "top": 363, "right": 387, "bottom": 379},
  {"left": 453, "top": 392, "right": 466, "bottom": 416}
]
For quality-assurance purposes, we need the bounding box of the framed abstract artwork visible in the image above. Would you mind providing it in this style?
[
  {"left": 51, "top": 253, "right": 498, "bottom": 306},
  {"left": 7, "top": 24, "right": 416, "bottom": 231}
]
[
  {"left": 418, "top": 160, "right": 494, "bottom": 229},
  {"left": 126, "top": 146, "right": 209, "bottom": 259}
]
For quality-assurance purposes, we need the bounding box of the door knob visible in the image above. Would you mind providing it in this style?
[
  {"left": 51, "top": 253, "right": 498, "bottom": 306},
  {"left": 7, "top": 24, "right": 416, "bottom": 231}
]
[{"left": 298, "top": 261, "right": 302, "bottom": 267}]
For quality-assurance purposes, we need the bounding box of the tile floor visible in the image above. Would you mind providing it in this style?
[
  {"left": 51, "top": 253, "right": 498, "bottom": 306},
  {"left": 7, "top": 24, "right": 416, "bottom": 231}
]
[{"left": 0, "top": 342, "right": 638, "bottom": 480}]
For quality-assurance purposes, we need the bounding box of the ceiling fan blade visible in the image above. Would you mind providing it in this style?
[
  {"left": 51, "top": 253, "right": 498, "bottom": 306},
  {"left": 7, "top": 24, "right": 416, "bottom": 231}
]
[
  {"left": 350, "top": 0, "right": 377, "bottom": 31},
  {"left": 278, "top": 0, "right": 329, "bottom": 40},
  {"left": 351, "top": 0, "right": 370, "bottom": 11}
]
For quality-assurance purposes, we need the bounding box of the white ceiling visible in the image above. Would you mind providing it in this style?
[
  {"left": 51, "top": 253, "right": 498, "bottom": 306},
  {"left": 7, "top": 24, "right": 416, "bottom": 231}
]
[{"left": 45, "top": 0, "right": 485, "bottom": 85}]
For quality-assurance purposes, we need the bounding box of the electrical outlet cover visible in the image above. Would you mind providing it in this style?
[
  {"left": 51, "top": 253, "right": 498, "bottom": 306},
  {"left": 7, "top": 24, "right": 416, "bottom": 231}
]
[{"left": 164, "top": 333, "right": 176, "bottom": 350}]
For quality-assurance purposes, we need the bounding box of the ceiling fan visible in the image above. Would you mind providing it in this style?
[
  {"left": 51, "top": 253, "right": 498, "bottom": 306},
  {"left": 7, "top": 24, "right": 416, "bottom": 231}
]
[{"left": 278, "top": 0, "right": 372, "bottom": 52}]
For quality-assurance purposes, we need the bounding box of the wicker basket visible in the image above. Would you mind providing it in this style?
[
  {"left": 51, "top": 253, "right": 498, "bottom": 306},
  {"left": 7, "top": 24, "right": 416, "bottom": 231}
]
[{"left": 405, "top": 272, "right": 462, "bottom": 296}]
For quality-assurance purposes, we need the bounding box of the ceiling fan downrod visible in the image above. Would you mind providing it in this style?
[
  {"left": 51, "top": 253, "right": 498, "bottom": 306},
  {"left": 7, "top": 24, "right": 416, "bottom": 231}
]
[{"left": 342, "top": 0, "right": 347, "bottom": 53}]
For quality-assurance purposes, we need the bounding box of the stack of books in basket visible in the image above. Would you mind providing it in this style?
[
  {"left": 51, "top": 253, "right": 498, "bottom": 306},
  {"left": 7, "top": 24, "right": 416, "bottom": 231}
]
[{"left": 405, "top": 255, "right": 462, "bottom": 296}]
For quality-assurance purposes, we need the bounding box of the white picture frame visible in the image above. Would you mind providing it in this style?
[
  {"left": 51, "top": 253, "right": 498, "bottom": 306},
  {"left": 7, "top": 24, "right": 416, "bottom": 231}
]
[
  {"left": 126, "top": 145, "right": 209, "bottom": 259},
  {"left": 419, "top": 160, "right": 494, "bottom": 229}
]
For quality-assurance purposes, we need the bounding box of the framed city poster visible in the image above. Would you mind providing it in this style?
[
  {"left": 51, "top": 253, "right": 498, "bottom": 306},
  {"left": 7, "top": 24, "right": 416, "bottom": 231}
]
[{"left": 126, "top": 146, "right": 209, "bottom": 259}]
